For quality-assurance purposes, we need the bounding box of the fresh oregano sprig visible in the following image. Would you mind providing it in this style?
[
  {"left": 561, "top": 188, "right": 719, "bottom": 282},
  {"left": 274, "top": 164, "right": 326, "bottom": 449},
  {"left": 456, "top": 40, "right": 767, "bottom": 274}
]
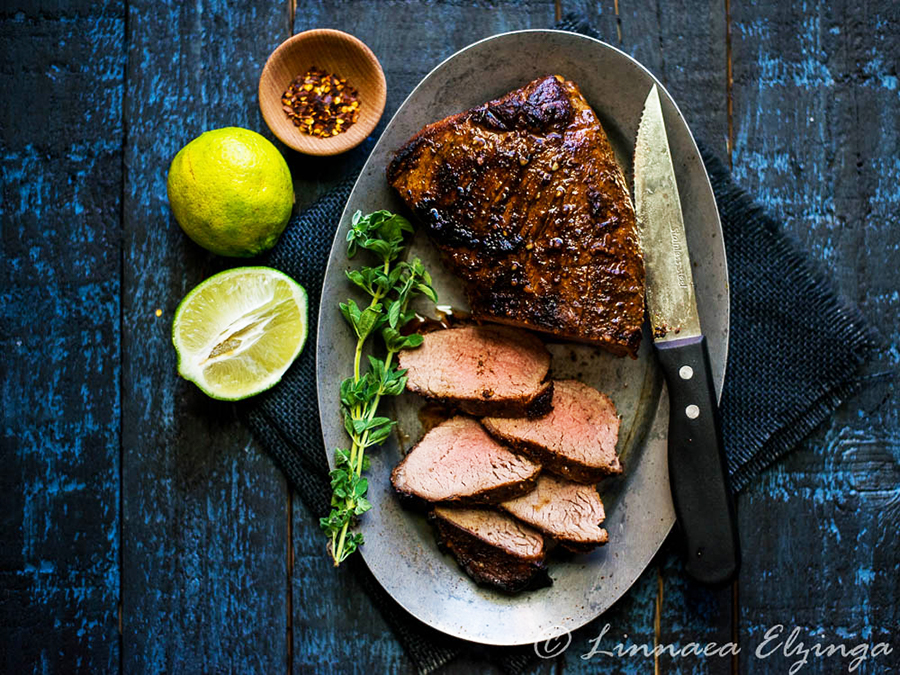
[{"left": 320, "top": 209, "right": 437, "bottom": 566}]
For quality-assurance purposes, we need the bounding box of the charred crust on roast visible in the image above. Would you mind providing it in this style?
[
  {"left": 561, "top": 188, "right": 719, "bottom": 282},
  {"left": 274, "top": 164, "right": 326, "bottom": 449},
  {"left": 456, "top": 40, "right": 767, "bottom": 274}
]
[
  {"left": 470, "top": 75, "right": 574, "bottom": 133},
  {"left": 559, "top": 536, "right": 608, "bottom": 554},
  {"left": 524, "top": 381, "right": 554, "bottom": 419},
  {"left": 430, "top": 512, "right": 552, "bottom": 593},
  {"left": 405, "top": 380, "right": 554, "bottom": 420},
  {"left": 387, "top": 75, "right": 645, "bottom": 358}
]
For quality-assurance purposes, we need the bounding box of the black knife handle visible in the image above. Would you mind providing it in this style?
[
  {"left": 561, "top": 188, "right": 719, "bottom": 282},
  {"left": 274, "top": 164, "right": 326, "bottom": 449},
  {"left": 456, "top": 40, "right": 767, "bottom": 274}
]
[{"left": 656, "top": 334, "right": 740, "bottom": 585}]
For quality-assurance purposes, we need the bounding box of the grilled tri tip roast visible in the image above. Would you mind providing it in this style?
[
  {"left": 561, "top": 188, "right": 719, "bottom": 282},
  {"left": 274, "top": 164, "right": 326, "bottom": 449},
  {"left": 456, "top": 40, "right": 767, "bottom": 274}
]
[
  {"left": 432, "top": 507, "right": 551, "bottom": 592},
  {"left": 397, "top": 324, "right": 553, "bottom": 418},
  {"left": 388, "top": 75, "right": 645, "bottom": 357},
  {"left": 390, "top": 416, "right": 540, "bottom": 505},
  {"left": 500, "top": 474, "right": 609, "bottom": 552},
  {"left": 483, "top": 379, "right": 622, "bottom": 483}
]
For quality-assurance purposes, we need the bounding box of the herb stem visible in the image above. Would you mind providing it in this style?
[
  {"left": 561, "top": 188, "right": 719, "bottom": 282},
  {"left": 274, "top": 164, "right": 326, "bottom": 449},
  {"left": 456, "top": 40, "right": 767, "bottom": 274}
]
[
  {"left": 334, "top": 520, "right": 350, "bottom": 564},
  {"left": 353, "top": 348, "right": 396, "bottom": 477},
  {"left": 322, "top": 210, "right": 436, "bottom": 566}
]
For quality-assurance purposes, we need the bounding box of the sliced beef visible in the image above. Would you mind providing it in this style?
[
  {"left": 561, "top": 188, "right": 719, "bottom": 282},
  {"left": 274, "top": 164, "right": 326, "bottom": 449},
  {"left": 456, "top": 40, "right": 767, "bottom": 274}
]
[
  {"left": 483, "top": 380, "right": 622, "bottom": 483},
  {"left": 397, "top": 324, "right": 553, "bottom": 418},
  {"left": 391, "top": 416, "right": 540, "bottom": 504},
  {"left": 432, "top": 506, "right": 551, "bottom": 592},
  {"left": 500, "top": 474, "right": 608, "bottom": 551},
  {"left": 388, "top": 75, "right": 645, "bottom": 357}
]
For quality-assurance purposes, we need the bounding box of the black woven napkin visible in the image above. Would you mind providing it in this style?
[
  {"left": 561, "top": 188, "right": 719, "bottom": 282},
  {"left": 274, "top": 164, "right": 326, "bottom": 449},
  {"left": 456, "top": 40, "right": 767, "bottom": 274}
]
[{"left": 241, "top": 15, "right": 878, "bottom": 675}]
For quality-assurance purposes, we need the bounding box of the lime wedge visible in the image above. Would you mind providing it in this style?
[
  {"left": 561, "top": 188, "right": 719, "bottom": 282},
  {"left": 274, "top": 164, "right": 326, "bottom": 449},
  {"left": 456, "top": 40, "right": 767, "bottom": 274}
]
[{"left": 172, "top": 267, "right": 308, "bottom": 400}]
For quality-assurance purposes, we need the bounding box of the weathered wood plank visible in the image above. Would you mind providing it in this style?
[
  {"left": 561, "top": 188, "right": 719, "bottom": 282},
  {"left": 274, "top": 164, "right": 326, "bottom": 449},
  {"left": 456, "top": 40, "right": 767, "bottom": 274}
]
[
  {"left": 290, "top": 2, "right": 736, "bottom": 673},
  {"left": 120, "top": 1, "right": 292, "bottom": 671},
  {"left": 568, "top": 0, "right": 729, "bottom": 151},
  {"left": 731, "top": 0, "right": 899, "bottom": 672},
  {"left": 558, "top": 3, "right": 735, "bottom": 674},
  {"left": 0, "top": 3, "right": 124, "bottom": 672},
  {"left": 290, "top": 2, "right": 559, "bottom": 672}
]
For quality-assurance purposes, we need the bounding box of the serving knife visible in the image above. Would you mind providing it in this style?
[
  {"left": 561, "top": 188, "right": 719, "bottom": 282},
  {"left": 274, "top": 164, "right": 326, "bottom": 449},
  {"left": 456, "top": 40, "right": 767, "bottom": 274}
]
[{"left": 633, "top": 85, "right": 740, "bottom": 585}]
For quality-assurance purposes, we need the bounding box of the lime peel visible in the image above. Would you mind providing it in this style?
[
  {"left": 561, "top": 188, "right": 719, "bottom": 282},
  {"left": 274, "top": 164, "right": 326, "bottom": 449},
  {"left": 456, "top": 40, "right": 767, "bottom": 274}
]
[{"left": 167, "top": 127, "right": 294, "bottom": 258}]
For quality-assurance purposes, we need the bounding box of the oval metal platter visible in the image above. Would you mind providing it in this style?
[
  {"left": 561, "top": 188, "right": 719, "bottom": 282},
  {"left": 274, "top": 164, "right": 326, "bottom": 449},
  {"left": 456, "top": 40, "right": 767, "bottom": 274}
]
[{"left": 317, "top": 30, "right": 729, "bottom": 646}]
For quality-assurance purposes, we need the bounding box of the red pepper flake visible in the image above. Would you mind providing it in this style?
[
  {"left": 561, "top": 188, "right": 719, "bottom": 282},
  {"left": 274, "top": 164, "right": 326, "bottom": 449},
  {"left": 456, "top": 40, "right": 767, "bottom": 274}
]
[{"left": 281, "top": 67, "right": 361, "bottom": 138}]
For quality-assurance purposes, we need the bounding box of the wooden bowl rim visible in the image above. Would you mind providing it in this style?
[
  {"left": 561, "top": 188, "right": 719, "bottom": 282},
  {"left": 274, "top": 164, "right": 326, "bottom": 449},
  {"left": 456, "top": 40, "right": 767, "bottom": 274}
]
[{"left": 258, "top": 29, "right": 386, "bottom": 157}]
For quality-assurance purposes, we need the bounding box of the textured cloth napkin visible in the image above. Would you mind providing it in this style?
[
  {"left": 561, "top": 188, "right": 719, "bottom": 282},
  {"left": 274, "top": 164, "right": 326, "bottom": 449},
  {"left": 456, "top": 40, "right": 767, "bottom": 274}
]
[{"left": 240, "top": 15, "right": 877, "bottom": 674}]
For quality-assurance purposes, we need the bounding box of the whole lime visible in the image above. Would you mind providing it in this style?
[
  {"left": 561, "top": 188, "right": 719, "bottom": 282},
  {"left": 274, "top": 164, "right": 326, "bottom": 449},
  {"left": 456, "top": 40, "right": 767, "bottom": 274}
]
[{"left": 167, "top": 127, "right": 294, "bottom": 257}]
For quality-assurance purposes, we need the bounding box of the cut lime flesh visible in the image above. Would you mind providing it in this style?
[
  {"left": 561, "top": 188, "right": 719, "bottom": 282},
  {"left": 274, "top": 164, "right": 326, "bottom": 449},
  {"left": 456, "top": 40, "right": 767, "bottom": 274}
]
[{"left": 173, "top": 267, "right": 308, "bottom": 400}]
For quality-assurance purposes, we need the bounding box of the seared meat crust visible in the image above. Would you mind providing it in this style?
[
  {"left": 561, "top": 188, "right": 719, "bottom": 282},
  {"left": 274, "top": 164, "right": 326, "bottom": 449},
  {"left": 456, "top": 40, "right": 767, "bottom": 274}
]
[
  {"left": 388, "top": 75, "right": 645, "bottom": 357},
  {"left": 432, "top": 507, "right": 551, "bottom": 592}
]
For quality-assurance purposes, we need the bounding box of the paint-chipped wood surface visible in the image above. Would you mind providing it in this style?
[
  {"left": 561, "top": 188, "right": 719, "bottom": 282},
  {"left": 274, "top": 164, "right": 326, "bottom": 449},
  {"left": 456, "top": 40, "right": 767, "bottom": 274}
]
[{"left": 1, "top": 1, "right": 897, "bottom": 673}]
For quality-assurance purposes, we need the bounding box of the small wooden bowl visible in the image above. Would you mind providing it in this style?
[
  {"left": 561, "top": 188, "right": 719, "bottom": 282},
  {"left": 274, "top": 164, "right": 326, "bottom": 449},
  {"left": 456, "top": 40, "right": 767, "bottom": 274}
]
[{"left": 259, "top": 29, "right": 386, "bottom": 156}]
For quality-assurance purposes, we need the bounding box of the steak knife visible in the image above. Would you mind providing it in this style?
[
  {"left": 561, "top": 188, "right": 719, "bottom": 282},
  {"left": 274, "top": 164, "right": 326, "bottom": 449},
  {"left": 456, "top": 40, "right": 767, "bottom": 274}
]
[{"left": 633, "top": 85, "right": 740, "bottom": 585}]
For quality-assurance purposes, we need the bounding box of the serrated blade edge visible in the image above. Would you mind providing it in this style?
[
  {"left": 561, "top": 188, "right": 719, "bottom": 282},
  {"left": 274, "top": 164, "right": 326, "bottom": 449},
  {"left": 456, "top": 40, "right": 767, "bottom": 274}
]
[{"left": 634, "top": 85, "right": 701, "bottom": 341}]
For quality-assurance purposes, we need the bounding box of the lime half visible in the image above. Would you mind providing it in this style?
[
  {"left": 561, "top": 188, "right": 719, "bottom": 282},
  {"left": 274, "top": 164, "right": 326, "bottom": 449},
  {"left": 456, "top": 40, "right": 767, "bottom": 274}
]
[{"left": 173, "top": 267, "right": 308, "bottom": 400}]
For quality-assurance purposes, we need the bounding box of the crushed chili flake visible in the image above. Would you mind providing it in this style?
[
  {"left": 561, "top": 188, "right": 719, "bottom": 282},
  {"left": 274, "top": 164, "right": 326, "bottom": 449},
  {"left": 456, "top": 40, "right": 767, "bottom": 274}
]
[{"left": 281, "top": 67, "right": 361, "bottom": 138}]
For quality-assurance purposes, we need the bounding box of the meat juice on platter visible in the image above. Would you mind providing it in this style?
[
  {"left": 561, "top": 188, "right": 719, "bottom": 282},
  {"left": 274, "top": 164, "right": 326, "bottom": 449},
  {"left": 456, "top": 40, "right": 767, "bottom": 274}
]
[{"left": 386, "top": 75, "right": 648, "bottom": 592}]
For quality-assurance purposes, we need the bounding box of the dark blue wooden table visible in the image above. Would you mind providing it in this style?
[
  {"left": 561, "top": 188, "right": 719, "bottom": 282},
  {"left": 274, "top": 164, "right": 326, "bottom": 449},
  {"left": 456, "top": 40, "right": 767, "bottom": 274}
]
[{"left": 2, "top": 1, "right": 898, "bottom": 673}]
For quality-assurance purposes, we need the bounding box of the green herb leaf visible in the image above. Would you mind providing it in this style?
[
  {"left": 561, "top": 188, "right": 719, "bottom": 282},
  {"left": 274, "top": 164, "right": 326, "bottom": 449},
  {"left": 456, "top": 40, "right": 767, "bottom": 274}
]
[
  {"left": 345, "top": 268, "right": 366, "bottom": 291},
  {"left": 380, "top": 326, "right": 405, "bottom": 352},
  {"left": 367, "top": 355, "right": 385, "bottom": 383},
  {"left": 417, "top": 283, "right": 438, "bottom": 303},
  {"left": 343, "top": 411, "right": 356, "bottom": 439},
  {"left": 354, "top": 477, "right": 368, "bottom": 498},
  {"left": 366, "top": 424, "right": 393, "bottom": 446},
  {"left": 404, "top": 333, "right": 424, "bottom": 348},
  {"left": 387, "top": 299, "right": 402, "bottom": 329},
  {"left": 354, "top": 497, "right": 372, "bottom": 515},
  {"left": 328, "top": 209, "right": 437, "bottom": 566},
  {"left": 355, "top": 305, "right": 382, "bottom": 340}
]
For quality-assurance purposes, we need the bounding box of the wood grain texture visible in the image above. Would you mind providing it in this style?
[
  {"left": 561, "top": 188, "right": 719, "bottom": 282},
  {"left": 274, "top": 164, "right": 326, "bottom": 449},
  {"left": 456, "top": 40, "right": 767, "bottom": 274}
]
[
  {"left": 731, "top": 0, "right": 899, "bottom": 672},
  {"left": 289, "top": 3, "right": 558, "bottom": 672},
  {"left": 2, "top": 0, "right": 898, "bottom": 672},
  {"left": 0, "top": 2, "right": 124, "bottom": 671},
  {"left": 119, "top": 1, "right": 291, "bottom": 672},
  {"left": 560, "top": 2, "right": 735, "bottom": 673}
]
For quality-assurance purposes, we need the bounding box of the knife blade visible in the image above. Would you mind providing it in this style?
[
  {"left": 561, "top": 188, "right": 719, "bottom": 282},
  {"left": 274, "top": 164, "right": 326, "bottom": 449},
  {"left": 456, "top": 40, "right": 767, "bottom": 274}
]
[{"left": 634, "top": 85, "right": 740, "bottom": 585}]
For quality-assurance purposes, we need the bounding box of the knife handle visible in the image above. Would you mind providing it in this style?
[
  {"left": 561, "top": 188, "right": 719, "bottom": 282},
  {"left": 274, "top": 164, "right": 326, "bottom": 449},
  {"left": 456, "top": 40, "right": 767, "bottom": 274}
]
[{"left": 656, "top": 335, "right": 740, "bottom": 585}]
